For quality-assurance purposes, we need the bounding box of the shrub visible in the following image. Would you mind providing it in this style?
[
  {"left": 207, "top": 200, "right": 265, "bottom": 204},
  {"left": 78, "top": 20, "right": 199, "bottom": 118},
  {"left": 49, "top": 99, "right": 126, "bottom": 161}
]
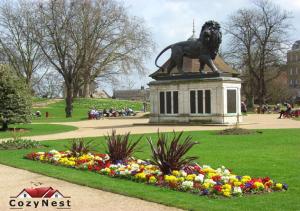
[
  {"left": 0, "top": 139, "right": 41, "bottom": 150},
  {"left": 67, "top": 138, "right": 95, "bottom": 157},
  {"left": 147, "top": 131, "right": 198, "bottom": 175},
  {"left": 0, "top": 65, "right": 32, "bottom": 131},
  {"left": 105, "top": 129, "right": 142, "bottom": 164}
]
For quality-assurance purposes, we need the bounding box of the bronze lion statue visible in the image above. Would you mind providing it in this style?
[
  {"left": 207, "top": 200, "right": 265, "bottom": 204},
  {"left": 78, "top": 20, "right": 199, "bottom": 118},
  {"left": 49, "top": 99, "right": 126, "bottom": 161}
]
[{"left": 155, "top": 20, "right": 222, "bottom": 74}]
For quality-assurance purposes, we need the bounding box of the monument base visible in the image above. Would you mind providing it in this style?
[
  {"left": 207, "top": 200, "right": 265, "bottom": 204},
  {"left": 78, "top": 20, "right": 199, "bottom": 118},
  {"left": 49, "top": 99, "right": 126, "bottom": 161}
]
[{"left": 148, "top": 76, "right": 242, "bottom": 125}]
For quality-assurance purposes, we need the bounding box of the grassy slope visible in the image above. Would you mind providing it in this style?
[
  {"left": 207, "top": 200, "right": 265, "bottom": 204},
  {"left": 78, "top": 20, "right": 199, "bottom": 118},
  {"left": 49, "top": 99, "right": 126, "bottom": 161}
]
[
  {"left": 0, "top": 124, "right": 77, "bottom": 139},
  {"left": 0, "top": 129, "right": 300, "bottom": 210},
  {"left": 32, "top": 98, "right": 146, "bottom": 122}
]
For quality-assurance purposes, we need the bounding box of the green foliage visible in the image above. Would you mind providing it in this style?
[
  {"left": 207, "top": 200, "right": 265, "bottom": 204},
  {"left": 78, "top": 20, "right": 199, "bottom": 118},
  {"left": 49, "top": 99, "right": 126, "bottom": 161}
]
[
  {"left": 67, "top": 138, "right": 95, "bottom": 157},
  {"left": 147, "top": 131, "right": 198, "bottom": 175},
  {"left": 105, "top": 129, "right": 142, "bottom": 163},
  {"left": 0, "top": 139, "right": 41, "bottom": 150},
  {"left": 0, "top": 65, "right": 32, "bottom": 130},
  {"left": 0, "top": 130, "right": 40, "bottom": 150}
]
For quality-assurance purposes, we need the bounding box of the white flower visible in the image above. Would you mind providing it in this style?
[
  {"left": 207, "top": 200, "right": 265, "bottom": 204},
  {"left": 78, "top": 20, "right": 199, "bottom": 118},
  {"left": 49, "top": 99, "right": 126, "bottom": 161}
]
[
  {"left": 223, "top": 169, "right": 230, "bottom": 176},
  {"left": 137, "top": 159, "right": 145, "bottom": 164},
  {"left": 49, "top": 149, "right": 58, "bottom": 154},
  {"left": 204, "top": 179, "right": 216, "bottom": 185},
  {"left": 221, "top": 176, "right": 230, "bottom": 183},
  {"left": 180, "top": 170, "right": 187, "bottom": 177},
  {"left": 195, "top": 174, "right": 204, "bottom": 183},
  {"left": 233, "top": 187, "right": 242, "bottom": 194},
  {"left": 181, "top": 181, "right": 194, "bottom": 189}
]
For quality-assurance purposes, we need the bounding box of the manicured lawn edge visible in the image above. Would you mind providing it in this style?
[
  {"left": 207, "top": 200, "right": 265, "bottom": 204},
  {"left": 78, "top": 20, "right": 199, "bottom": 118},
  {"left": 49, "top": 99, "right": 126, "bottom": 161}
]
[{"left": 0, "top": 124, "right": 78, "bottom": 139}]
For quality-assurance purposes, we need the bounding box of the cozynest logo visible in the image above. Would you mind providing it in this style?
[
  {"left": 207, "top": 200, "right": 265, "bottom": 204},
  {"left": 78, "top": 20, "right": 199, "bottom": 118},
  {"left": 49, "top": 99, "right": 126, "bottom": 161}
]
[{"left": 9, "top": 186, "right": 71, "bottom": 209}]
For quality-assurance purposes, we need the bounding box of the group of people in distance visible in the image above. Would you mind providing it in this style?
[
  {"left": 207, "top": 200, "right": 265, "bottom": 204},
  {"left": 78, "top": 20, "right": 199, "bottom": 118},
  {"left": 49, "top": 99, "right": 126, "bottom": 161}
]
[
  {"left": 88, "top": 107, "right": 136, "bottom": 119},
  {"left": 241, "top": 101, "right": 296, "bottom": 119}
]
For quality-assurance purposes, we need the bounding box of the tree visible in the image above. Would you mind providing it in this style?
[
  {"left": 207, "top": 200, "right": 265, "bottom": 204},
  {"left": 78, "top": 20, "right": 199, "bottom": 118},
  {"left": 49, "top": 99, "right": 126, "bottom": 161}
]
[
  {"left": 225, "top": 0, "right": 292, "bottom": 106},
  {"left": 0, "top": 0, "right": 46, "bottom": 88},
  {"left": 32, "top": 70, "right": 64, "bottom": 98},
  {"left": 0, "top": 65, "right": 31, "bottom": 131},
  {"left": 31, "top": 0, "right": 153, "bottom": 117},
  {"left": 70, "top": 0, "right": 154, "bottom": 98}
]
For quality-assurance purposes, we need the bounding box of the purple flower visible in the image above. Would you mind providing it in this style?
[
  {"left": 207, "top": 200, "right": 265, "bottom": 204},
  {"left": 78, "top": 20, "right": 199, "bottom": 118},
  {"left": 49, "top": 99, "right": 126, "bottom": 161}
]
[
  {"left": 201, "top": 189, "right": 209, "bottom": 195},
  {"left": 283, "top": 184, "right": 288, "bottom": 190}
]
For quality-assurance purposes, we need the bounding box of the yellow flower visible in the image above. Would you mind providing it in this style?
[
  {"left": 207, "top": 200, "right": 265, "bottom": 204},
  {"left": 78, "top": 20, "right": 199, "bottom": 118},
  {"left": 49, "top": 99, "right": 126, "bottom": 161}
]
[
  {"left": 203, "top": 182, "right": 210, "bottom": 189},
  {"left": 275, "top": 183, "right": 283, "bottom": 190},
  {"left": 178, "top": 177, "right": 185, "bottom": 182},
  {"left": 223, "top": 191, "right": 231, "bottom": 197},
  {"left": 186, "top": 174, "right": 196, "bottom": 181},
  {"left": 172, "top": 170, "right": 180, "bottom": 177},
  {"left": 164, "top": 175, "right": 178, "bottom": 183},
  {"left": 254, "top": 182, "right": 264, "bottom": 189},
  {"left": 234, "top": 181, "right": 242, "bottom": 187},
  {"left": 207, "top": 173, "right": 216, "bottom": 179},
  {"left": 230, "top": 177, "right": 239, "bottom": 183},
  {"left": 202, "top": 167, "right": 215, "bottom": 173},
  {"left": 222, "top": 184, "right": 232, "bottom": 191},
  {"left": 149, "top": 176, "right": 157, "bottom": 184},
  {"left": 135, "top": 172, "right": 146, "bottom": 180},
  {"left": 241, "top": 176, "right": 251, "bottom": 184}
]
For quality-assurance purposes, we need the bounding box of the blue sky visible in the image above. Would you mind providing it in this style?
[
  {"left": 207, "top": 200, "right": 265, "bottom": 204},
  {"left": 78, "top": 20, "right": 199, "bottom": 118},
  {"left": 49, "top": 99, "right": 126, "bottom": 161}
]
[{"left": 103, "top": 0, "right": 300, "bottom": 94}]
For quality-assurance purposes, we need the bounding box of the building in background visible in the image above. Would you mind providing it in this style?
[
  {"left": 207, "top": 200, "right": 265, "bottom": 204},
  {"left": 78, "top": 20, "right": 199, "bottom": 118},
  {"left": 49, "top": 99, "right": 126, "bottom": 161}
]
[
  {"left": 287, "top": 40, "right": 300, "bottom": 103},
  {"left": 113, "top": 86, "right": 150, "bottom": 101}
]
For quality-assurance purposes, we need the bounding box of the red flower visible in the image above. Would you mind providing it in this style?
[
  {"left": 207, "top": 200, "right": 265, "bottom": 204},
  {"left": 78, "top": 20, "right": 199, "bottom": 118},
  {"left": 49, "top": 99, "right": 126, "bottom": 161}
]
[
  {"left": 262, "top": 177, "right": 270, "bottom": 183},
  {"left": 212, "top": 175, "right": 221, "bottom": 181},
  {"left": 213, "top": 185, "right": 222, "bottom": 192}
]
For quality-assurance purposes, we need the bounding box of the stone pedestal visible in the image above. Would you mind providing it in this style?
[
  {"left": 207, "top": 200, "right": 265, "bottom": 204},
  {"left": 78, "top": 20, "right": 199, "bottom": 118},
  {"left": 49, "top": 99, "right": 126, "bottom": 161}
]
[{"left": 148, "top": 76, "right": 242, "bottom": 124}]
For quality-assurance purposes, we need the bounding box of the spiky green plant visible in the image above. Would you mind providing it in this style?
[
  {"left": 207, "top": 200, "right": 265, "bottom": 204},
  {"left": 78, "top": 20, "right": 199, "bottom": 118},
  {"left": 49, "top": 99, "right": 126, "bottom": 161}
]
[
  {"left": 105, "top": 129, "right": 142, "bottom": 163},
  {"left": 147, "top": 131, "right": 198, "bottom": 175},
  {"left": 67, "top": 138, "right": 94, "bottom": 157}
]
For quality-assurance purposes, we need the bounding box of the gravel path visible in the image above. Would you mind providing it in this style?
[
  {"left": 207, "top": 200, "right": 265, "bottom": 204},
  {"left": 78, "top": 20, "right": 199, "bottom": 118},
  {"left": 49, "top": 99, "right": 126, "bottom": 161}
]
[
  {"left": 9, "top": 114, "right": 300, "bottom": 141},
  {"left": 0, "top": 164, "right": 182, "bottom": 211}
]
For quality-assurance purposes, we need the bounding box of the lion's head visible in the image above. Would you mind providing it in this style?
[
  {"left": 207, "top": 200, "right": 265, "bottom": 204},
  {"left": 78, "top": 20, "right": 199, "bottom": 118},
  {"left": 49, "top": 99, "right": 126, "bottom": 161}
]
[{"left": 199, "top": 20, "right": 222, "bottom": 59}]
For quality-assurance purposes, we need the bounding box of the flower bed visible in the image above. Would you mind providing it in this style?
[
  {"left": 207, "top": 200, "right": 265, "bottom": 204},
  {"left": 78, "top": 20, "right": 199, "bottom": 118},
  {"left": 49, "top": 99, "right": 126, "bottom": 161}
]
[{"left": 25, "top": 150, "right": 288, "bottom": 197}]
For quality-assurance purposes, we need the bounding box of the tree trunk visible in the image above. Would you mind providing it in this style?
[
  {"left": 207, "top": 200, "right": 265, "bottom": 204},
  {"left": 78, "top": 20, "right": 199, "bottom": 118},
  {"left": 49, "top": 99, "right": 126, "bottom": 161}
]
[
  {"left": 82, "top": 81, "right": 90, "bottom": 98},
  {"left": 73, "top": 85, "right": 79, "bottom": 98},
  {"left": 81, "top": 73, "right": 90, "bottom": 98},
  {"left": 1, "top": 121, "right": 8, "bottom": 131},
  {"left": 65, "top": 84, "right": 73, "bottom": 118}
]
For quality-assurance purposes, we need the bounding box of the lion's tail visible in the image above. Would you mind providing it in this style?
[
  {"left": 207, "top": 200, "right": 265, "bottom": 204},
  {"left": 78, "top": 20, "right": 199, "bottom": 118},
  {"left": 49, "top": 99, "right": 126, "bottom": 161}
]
[{"left": 155, "top": 45, "right": 172, "bottom": 70}]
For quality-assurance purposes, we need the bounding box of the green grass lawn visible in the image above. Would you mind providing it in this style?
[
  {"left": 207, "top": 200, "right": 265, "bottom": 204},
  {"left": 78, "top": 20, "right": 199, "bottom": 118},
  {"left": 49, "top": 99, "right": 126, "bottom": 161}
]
[
  {"left": 32, "top": 98, "right": 147, "bottom": 122},
  {"left": 0, "top": 124, "right": 77, "bottom": 139},
  {"left": 0, "top": 129, "right": 299, "bottom": 210}
]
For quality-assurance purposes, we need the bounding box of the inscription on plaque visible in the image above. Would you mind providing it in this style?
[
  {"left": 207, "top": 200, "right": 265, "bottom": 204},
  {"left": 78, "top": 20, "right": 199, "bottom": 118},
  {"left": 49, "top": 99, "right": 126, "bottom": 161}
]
[{"left": 227, "top": 89, "right": 236, "bottom": 113}]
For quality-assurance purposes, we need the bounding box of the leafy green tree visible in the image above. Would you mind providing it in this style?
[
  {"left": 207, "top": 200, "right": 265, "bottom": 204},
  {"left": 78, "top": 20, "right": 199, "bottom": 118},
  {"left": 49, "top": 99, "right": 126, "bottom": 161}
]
[{"left": 0, "top": 65, "right": 31, "bottom": 131}]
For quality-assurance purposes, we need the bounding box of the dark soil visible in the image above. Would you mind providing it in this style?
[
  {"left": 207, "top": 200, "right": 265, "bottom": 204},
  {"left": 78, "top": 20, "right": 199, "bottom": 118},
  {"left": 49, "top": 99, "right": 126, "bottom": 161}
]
[{"left": 217, "top": 127, "right": 263, "bottom": 135}]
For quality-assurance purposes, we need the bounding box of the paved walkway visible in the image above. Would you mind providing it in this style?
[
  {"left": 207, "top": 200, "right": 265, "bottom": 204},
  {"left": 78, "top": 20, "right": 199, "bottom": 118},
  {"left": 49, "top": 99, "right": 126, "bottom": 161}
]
[
  {"left": 14, "top": 114, "right": 300, "bottom": 141},
  {"left": 0, "top": 164, "right": 181, "bottom": 211}
]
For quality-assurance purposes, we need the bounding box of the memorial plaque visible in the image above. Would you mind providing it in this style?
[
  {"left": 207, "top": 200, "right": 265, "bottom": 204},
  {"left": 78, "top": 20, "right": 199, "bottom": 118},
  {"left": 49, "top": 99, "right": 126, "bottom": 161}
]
[
  {"left": 205, "top": 90, "right": 211, "bottom": 113},
  {"left": 227, "top": 89, "right": 236, "bottom": 113},
  {"left": 159, "top": 92, "right": 165, "bottom": 114},
  {"left": 190, "top": 90, "right": 196, "bottom": 113},
  {"left": 197, "top": 90, "right": 203, "bottom": 113},
  {"left": 173, "top": 91, "right": 178, "bottom": 114},
  {"left": 166, "top": 91, "right": 172, "bottom": 114}
]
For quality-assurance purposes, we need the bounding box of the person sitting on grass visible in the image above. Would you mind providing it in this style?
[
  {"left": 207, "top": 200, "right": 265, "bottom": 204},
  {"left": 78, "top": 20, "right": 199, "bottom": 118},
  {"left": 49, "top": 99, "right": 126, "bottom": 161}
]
[{"left": 278, "top": 102, "right": 292, "bottom": 119}]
